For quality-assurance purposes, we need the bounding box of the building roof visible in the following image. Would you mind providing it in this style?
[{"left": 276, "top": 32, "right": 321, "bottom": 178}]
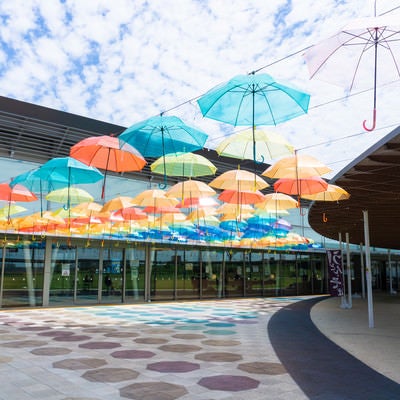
[
  {"left": 0, "top": 95, "right": 272, "bottom": 187},
  {"left": 308, "top": 125, "right": 400, "bottom": 250}
]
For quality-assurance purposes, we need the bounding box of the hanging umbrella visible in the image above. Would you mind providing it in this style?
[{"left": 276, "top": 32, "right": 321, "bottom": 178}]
[
  {"left": 101, "top": 196, "right": 135, "bottom": 212},
  {"left": 255, "top": 192, "right": 298, "bottom": 211},
  {"left": 119, "top": 115, "right": 208, "bottom": 187},
  {"left": 35, "top": 157, "right": 103, "bottom": 209},
  {"left": 151, "top": 152, "right": 216, "bottom": 177},
  {"left": 301, "top": 184, "right": 350, "bottom": 201},
  {"left": 70, "top": 135, "right": 146, "bottom": 199},
  {"left": 274, "top": 176, "right": 328, "bottom": 196},
  {"left": 303, "top": 14, "right": 400, "bottom": 131},
  {"left": 218, "top": 189, "right": 265, "bottom": 205},
  {"left": 209, "top": 169, "right": 269, "bottom": 191},
  {"left": 166, "top": 180, "right": 216, "bottom": 199},
  {"left": 262, "top": 154, "right": 332, "bottom": 179},
  {"left": 46, "top": 187, "right": 94, "bottom": 205},
  {"left": 0, "top": 183, "right": 37, "bottom": 221},
  {"left": 0, "top": 205, "right": 27, "bottom": 220},
  {"left": 177, "top": 196, "right": 219, "bottom": 208},
  {"left": 132, "top": 189, "right": 178, "bottom": 208},
  {"left": 197, "top": 73, "right": 310, "bottom": 168},
  {"left": 216, "top": 127, "right": 294, "bottom": 162},
  {"left": 10, "top": 168, "right": 69, "bottom": 216}
]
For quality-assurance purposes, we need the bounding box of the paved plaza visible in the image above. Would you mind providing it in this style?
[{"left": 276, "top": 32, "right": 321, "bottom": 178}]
[{"left": 0, "top": 295, "right": 399, "bottom": 400}]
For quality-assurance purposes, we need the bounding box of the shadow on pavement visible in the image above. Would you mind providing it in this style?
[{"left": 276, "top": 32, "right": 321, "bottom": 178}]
[{"left": 268, "top": 297, "right": 400, "bottom": 400}]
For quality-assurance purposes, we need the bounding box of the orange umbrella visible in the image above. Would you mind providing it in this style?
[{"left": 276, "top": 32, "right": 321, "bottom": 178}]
[
  {"left": 111, "top": 207, "right": 148, "bottom": 221},
  {"left": 218, "top": 189, "right": 265, "bottom": 204},
  {"left": 274, "top": 176, "right": 328, "bottom": 195},
  {"left": 70, "top": 135, "right": 146, "bottom": 199}
]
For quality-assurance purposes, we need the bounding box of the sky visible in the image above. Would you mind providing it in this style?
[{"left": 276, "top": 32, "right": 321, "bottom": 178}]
[{"left": 1, "top": 0, "right": 400, "bottom": 180}]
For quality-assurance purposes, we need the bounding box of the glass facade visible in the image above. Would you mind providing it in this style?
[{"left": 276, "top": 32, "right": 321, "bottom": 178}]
[{"left": 0, "top": 235, "right": 329, "bottom": 308}]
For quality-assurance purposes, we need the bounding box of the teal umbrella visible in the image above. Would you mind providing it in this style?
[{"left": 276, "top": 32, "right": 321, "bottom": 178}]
[
  {"left": 197, "top": 73, "right": 310, "bottom": 168},
  {"left": 35, "top": 157, "right": 103, "bottom": 209},
  {"left": 10, "top": 168, "right": 69, "bottom": 216},
  {"left": 119, "top": 115, "right": 208, "bottom": 157},
  {"left": 119, "top": 115, "right": 208, "bottom": 187}
]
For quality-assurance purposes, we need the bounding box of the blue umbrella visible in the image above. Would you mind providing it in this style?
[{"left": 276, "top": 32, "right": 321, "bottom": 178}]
[
  {"left": 197, "top": 73, "right": 310, "bottom": 167},
  {"left": 119, "top": 115, "right": 208, "bottom": 187},
  {"left": 35, "top": 157, "right": 103, "bottom": 209}
]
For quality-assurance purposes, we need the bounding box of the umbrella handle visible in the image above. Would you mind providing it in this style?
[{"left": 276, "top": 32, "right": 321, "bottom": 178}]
[
  {"left": 322, "top": 212, "right": 328, "bottom": 222},
  {"left": 158, "top": 182, "right": 167, "bottom": 189},
  {"left": 362, "top": 109, "right": 376, "bottom": 132}
]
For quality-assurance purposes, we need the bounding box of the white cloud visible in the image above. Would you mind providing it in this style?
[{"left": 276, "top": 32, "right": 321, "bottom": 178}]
[{"left": 0, "top": 0, "right": 400, "bottom": 181}]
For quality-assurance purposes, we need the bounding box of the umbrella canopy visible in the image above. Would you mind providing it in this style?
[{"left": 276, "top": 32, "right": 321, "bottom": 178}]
[
  {"left": 35, "top": 157, "right": 103, "bottom": 208},
  {"left": 303, "top": 15, "right": 400, "bottom": 131},
  {"left": 151, "top": 152, "right": 216, "bottom": 177},
  {"left": 209, "top": 169, "right": 269, "bottom": 191},
  {"left": 197, "top": 73, "right": 310, "bottom": 127},
  {"left": 262, "top": 154, "right": 332, "bottom": 179},
  {"left": 166, "top": 180, "right": 216, "bottom": 199},
  {"left": 177, "top": 196, "right": 219, "bottom": 208},
  {"left": 36, "top": 156, "right": 104, "bottom": 185},
  {"left": 46, "top": 187, "right": 94, "bottom": 205},
  {"left": 132, "top": 189, "right": 179, "bottom": 208},
  {"left": 255, "top": 192, "right": 298, "bottom": 211},
  {"left": 274, "top": 177, "right": 328, "bottom": 195},
  {"left": 70, "top": 135, "right": 146, "bottom": 199},
  {"left": 301, "top": 184, "right": 350, "bottom": 201},
  {"left": 218, "top": 189, "right": 265, "bottom": 204},
  {"left": 197, "top": 73, "right": 309, "bottom": 168},
  {"left": 101, "top": 196, "right": 135, "bottom": 212},
  {"left": 10, "top": 168, "right": 68, "bottom": 192},
  {"left": 0, "top": 205, "right": 27, "bottom": 220},
  {"left": 70, "top": 135, "right": 146, "bottom": 172},
  {"left": 119, "top": 115, "right": 208, "bottom": 157},
  {"left": 216, "top": 128, "right": 294, "bottom": 162},
  {"left": 0, "top": 183, "right": 38, "bottom": 202}
]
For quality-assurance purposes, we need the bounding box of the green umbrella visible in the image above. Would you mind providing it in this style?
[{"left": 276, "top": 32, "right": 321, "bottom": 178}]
[{"left": 150, "top": 152, "right": 217, "bottom": 178}]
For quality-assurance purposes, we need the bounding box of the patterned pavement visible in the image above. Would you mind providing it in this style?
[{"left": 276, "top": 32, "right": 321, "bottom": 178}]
[
  {"left": 0, "top": 297, "right": 311, "bottom": 400},
  {"left": 1, "top": 296, "right": 399, "bottom": 400}
]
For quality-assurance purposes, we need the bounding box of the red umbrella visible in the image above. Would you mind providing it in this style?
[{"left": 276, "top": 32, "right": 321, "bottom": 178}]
[{"left": 70, "top": 135, "right": 146, "bottom": 199}]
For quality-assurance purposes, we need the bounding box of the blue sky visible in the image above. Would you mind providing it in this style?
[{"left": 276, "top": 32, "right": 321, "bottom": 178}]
[{"left": 1, "top": 0, "right": 400, "bottom": 179}]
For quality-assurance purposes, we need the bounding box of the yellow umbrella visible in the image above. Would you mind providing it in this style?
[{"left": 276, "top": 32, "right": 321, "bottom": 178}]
[
  {"left": 166, "top": 179, "right": 216, "bottom": 199},
  {"left": 301, "top": 184, "right": 350, "bottom": 201},
  {"left": 209, "top": 169, "right": 269, "bottom": 191},
  {"left": 71, "top": 202, "right": 103, "bottom": 214},
  {"left": 262, "top": 154, "right": 332, "bottom": 179},
  {"left": 132, "top": 189, "right": 178, "bottom": 208},
  {"left": 101, "top": 196, "right": 135, "bottom": 212},
  {"left": 0, "top": 204, "right": 27, "bottom": 220},
  {"left": 216, "top": 128, "right": 294, "bottom": 161},
  {"left": 46, "top": 187, "right": 94, "bottom": 204},
  {"left": 255, "top": 192, "right": 298, "bottom": 211}
]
